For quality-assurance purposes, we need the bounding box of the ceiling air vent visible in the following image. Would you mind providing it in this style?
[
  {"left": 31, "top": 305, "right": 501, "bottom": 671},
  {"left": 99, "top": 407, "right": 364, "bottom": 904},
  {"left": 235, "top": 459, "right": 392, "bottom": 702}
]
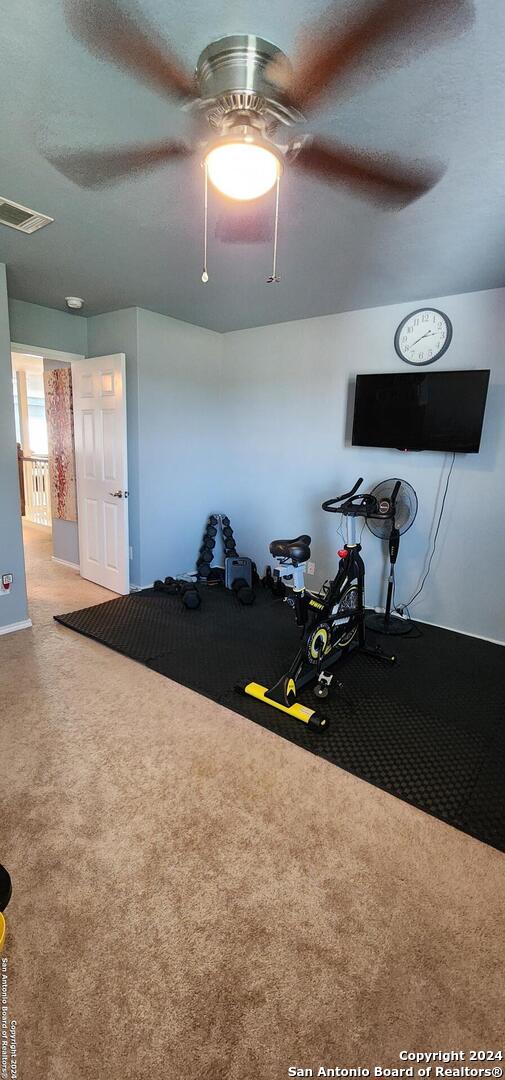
[{"left": 0, "top": 197, "right": 53, "bottom": 234}]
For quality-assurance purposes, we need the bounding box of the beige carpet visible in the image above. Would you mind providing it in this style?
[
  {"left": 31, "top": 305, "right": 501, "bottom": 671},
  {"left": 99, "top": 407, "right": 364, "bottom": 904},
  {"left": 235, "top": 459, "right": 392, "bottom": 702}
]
[{"left": 0, "top": 521, "right": 503, "bottom": 1080}]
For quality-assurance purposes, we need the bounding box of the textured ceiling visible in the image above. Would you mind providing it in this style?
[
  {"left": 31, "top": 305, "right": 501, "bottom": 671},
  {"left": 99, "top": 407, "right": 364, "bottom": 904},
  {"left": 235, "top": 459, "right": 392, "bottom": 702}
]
[{"left": 1, "top": 0, "right": 504, "bottom": 332}]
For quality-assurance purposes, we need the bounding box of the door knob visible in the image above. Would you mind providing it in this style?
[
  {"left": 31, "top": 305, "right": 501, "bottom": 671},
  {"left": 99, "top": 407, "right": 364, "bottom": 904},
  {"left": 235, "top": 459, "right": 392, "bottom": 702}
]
[{"left": 109, "top": 490, "right": 123, "bottom": 498}]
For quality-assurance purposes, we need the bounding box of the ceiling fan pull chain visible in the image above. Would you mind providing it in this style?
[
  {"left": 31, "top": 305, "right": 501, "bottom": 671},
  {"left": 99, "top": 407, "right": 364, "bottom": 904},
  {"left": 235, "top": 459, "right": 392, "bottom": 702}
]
[
  {"left": 201, "top": 162, "right": 209, "bottom": 283},
  {"left": 267, "top": 175, "right": 281, "bottom": 284}
]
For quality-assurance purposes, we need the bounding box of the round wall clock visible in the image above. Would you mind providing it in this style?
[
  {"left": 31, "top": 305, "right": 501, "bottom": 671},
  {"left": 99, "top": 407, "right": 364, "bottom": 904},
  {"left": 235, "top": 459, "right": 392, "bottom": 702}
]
[{"left": 394, "top": 308, "right": 452, "bottom": 366}]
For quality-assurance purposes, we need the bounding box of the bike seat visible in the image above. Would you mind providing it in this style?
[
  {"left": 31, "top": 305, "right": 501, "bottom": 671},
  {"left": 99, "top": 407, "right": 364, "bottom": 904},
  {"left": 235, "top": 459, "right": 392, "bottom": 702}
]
[{"left": 269, "top": 535, "right": 311, "bottom": 564}]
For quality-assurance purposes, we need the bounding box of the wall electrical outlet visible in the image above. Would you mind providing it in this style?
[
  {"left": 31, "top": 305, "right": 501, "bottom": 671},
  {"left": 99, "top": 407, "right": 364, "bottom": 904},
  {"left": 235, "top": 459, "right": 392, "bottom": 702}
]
[
  {"left": 307, "top": 561, "right": 316, "bottom": 575},
  {"left": 1, "top": 573, "right": 13, "bottom": 595}
]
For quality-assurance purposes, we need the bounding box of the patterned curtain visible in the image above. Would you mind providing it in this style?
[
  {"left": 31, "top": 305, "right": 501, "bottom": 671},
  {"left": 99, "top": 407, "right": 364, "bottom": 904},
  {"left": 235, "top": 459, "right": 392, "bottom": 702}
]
[{"left": 43, "top": 367, "right": 77, "bottom": 521}]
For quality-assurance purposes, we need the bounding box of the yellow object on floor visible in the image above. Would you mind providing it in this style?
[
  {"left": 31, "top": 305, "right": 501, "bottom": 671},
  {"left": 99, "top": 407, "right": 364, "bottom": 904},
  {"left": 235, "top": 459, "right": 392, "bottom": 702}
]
[
  {"left": 0, "top": 912, "right": 5, "bottom": 952},
  {"left": 241, "top": 681, "right": 326, "bottom": 726}
]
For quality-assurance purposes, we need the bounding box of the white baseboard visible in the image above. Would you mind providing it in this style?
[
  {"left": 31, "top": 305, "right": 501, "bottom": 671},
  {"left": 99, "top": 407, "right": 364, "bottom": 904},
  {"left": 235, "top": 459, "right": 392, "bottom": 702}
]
[
  {"left": 51, "top": 556, "right": 80, "bottom": 571},
  {"left": 414, "top": 616, "right": 504, "bottom": 648},
  {"left": 373, "top": 607, "right": 504, "bottom": 647},
  {"left": 0, "top": 618, "right": 32, "bottom": 636}
]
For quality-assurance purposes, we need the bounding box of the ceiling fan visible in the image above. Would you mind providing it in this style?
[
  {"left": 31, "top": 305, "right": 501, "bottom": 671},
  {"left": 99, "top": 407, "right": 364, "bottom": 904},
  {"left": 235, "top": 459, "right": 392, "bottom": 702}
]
[{"left": 49, "top": 0, "right": 474, "bottom": 281}]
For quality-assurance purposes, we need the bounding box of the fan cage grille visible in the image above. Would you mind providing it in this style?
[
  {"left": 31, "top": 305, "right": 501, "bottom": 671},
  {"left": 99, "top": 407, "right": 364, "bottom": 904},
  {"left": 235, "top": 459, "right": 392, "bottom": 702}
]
[{"left": 366, "top": 479, "right": 418, "bottom": 538}]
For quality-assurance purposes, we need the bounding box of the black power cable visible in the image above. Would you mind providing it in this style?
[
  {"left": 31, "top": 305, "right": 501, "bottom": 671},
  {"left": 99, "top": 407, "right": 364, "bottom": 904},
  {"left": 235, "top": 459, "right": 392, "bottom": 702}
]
[{"left": 398, "top": 451, "right": 456, "bottom": 612}]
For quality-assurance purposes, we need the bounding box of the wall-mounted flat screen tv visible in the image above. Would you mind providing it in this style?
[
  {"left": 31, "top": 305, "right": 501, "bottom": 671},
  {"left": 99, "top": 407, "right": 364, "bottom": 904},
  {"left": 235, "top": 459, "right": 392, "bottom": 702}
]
[{"left": 352, "top": 370, "right": 490, "bottom": 453}]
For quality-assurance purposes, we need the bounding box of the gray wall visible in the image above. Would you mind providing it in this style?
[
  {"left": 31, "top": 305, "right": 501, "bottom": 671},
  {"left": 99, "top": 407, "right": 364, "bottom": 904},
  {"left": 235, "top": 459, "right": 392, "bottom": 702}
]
[
  {"left": 222, "top": 288, "right": 505, "bottom": 643},
  {"left": 135, "top": 309, "right": 224, "bottom": 586},
  {"left": 9, "top": 300, "right": 85, "bottom": 570},
  {"left": 8, "top": 298, "right": 87, "bottom": 355},
  {"left": 1, "top": 292, "right": 86, "bottom": 628},
  {"left": 51, "top": 520, "right": 79, "bottom": 567},
  {"left": 0, "top": 265, "right": 28, "bottom": 629},
  {"left": 87, "top": 307, "right": 223, "bottom": 587},
  {"left": 2, "top": 285, "right": 504, "bottom": 641},
  {"left": 9, "top": 300, "right": 86, "bottom": 569}
]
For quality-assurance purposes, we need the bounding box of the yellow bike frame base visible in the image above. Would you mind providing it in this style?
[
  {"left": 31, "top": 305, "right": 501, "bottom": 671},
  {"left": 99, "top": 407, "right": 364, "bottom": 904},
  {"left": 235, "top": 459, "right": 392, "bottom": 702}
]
[{"left": 236, "top": 681, "right": 329, "bottom": 730}]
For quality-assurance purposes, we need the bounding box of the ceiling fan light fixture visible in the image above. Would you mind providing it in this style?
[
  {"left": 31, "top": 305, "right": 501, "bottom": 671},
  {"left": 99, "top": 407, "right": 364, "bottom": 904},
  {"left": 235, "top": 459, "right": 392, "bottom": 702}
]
[{"left": 204, "top": 134, "right": 282, "bottom": 202}]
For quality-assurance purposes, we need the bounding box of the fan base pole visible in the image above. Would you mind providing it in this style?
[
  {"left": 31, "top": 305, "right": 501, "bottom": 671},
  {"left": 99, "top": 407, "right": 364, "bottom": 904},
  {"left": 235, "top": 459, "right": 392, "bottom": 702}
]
[{"left": 365, "top": 611, "right": 414, "bottom": 637}]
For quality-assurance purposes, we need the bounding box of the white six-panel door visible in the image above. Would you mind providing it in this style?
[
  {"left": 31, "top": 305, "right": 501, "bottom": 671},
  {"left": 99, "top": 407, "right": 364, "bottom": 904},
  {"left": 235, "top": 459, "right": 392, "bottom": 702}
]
[{"left": 71, "top": 354, "right": 129, "bottom": 594}]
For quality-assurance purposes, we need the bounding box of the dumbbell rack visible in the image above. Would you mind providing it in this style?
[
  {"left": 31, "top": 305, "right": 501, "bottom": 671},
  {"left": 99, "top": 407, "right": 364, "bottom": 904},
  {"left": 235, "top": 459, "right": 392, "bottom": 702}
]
[{"left": 196, "top": 514, "right": 238, "bottom": 579}]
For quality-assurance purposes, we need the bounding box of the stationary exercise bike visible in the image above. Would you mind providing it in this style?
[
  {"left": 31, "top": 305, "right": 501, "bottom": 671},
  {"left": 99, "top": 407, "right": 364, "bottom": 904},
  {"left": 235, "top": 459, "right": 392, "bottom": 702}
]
[{"left": 236, "top": 478, "right": 398, "bottom": 730}]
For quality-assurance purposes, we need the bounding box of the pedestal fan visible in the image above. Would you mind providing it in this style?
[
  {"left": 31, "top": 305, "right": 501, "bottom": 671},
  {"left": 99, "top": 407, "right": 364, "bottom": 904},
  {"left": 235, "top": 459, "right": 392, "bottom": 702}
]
[{"left": 365, "top": 478, "right": 418, "bottom": 636}]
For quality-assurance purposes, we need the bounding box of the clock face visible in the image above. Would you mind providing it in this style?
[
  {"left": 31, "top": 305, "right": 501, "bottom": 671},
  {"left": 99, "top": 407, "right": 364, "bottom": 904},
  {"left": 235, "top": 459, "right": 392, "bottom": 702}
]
[{"left": 394, "top": 308, "right": 452, "bottom": 366}]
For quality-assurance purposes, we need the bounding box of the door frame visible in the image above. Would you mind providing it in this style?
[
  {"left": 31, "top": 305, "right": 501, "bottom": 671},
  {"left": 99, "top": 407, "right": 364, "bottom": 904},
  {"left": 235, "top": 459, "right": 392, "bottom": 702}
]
[
  {"left": 9, "top": 341, "right": 85, "bottom": 623},
  {"left": 12, "top": 344, "right": 84, "bottom": 535},
  {"left": 11, "top": 342, "right": 84, "bottom": 534},
  {"left": 11, "top": 343, "right": 85, "bottom": 363},
  {"left": 11, "top": 343, "right": 84, "bottom": 365}
]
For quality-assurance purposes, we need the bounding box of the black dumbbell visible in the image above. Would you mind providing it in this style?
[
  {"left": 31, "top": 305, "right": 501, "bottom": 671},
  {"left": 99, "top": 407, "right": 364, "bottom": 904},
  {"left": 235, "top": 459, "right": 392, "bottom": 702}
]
[
  {"left": 231, "top": 578, "right": 255, "bottom": 606},
  {"left": 154, "top": 577, "right": 180, "bottom": 595},
  {"left": 164, "top": 576, "right": 181, "bottom": 594},
  {"left": 239, "top": 587, "right": 254, "bottom": 605},
  {"left": 180, "top": 581, "right": 201, "bottom": 609}
]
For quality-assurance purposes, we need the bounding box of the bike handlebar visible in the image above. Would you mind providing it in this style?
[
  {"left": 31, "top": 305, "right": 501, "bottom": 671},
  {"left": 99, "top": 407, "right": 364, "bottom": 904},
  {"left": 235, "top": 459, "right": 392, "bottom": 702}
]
[
  {"left": 322, "top": 477, "right": 402, "bottom": 520},
  {"left": 322, "top": 477, "right": 363, "bottom": 513}
]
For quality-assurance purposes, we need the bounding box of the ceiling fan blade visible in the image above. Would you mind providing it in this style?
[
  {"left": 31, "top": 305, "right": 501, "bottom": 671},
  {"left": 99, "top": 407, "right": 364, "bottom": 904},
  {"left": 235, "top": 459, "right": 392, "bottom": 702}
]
[
  {"left": 292, "top": 138, "right": 444, "bottom": 208},
  {"left": 269, "top": 0, "right": 474, "bottom": 111},
  {"left": 46, "top": 140, "right": 192, "bottom": 188},
  {"left": 64, "top": 0, "right": 197, "bottom": 102}
]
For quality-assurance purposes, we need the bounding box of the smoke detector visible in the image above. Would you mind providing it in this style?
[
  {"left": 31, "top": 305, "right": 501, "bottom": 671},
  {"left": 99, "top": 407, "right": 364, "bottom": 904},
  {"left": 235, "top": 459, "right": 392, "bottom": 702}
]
[{"left": 65, "top": 296, "right": 84, "bottom": 310}]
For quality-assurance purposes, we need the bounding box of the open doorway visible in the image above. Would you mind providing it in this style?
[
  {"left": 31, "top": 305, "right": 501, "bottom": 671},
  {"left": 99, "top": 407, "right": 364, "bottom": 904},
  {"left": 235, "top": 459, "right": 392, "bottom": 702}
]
[
  {"left": 12, "top": 352, "right": 54, "bottom": 583},
  {"left": 7, "top": 344, "right": 124, "bottom": 627},
  {"left": 11, "top": 349, "right": 80, "bottom": 600},
  {"left": 10, "top": 344, "right": 130, "bottom": 608}
]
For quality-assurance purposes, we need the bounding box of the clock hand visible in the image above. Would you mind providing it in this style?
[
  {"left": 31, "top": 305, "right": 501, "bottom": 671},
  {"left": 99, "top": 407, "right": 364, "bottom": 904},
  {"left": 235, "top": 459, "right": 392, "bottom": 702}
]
[{"left": 410, "top": 330, "right": 434, "bottom": 347}]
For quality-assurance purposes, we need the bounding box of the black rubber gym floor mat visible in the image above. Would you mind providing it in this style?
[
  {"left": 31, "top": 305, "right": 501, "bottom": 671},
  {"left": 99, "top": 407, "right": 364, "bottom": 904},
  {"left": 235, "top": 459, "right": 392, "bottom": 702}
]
[{"left": 55, "top": 587, "right": 505, "bottom": 853}]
